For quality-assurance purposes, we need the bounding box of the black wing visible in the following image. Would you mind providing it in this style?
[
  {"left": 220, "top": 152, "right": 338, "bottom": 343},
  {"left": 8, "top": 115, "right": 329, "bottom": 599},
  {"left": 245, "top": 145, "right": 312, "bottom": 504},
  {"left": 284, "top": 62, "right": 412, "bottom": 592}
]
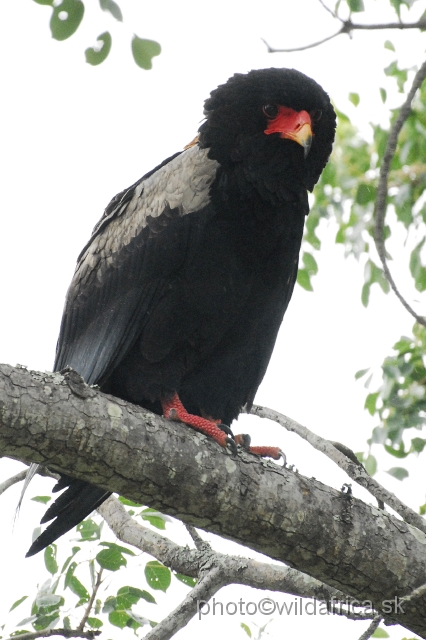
[{"left": 54, "top": 145, "right": 219, "bottom": 386}]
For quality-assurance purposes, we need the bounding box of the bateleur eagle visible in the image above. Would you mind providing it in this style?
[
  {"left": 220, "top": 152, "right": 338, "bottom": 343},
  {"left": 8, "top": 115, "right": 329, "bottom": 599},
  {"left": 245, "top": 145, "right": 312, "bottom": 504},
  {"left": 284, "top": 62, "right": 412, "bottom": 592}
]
[{"left": 26, "top": 67, "right": 336, "bottom": 556}]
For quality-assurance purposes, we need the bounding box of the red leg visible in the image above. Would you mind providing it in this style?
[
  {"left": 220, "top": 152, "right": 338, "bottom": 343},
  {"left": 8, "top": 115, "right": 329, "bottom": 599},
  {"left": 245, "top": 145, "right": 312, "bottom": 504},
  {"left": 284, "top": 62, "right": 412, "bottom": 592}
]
[
  {"left": 162, "top": 392, "right": 229, "bottom": 449},
  {"left": 234, "top": 433, "right": 283, "bottom": 461}
]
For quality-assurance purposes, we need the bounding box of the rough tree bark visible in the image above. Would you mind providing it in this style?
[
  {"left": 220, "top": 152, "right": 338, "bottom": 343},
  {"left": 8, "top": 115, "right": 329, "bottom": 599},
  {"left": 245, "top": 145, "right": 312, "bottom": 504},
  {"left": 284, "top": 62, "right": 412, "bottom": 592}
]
[{"left": 1, "top": 363, "right": 426, "bottom": 637}]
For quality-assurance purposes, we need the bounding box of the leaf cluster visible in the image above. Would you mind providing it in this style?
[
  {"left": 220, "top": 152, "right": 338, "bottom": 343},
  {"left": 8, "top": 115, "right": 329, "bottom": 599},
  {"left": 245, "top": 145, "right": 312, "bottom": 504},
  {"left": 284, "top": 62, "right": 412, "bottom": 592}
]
[{"left": 32, "top": 0, "right": 161, "bottom": 68}]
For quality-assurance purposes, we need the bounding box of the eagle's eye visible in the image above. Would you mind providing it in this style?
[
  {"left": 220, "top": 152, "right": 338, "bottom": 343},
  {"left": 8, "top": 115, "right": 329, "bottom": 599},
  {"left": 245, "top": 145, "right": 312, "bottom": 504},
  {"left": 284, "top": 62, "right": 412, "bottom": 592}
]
[
  {"left": 310, "top": 109, "right": 323, "bottom": 125},
  {"left": 262, "top": 104, "right": 279, "bottom": 119}
]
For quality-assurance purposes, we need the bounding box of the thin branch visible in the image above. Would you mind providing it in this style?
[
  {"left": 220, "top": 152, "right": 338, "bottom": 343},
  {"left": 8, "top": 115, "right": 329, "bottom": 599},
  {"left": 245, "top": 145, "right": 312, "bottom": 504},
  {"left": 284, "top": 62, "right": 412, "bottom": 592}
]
[
  {"left": 261, "top": 30, "right": 343, "bottom": 53},
  {"left": 144, "top": 568, "right": 224, "bottom": 640},
  {"left": 77, "top": 568, "right": 103, "bottom": 632},
  {"left": 0, "top": 469, "right": 27, "bottom": 496},
  {"left": 250, "top": 404, "right": 426, "bottom": 535},
  {"left": 374, "top": 60, "right": 426, "bottom": 327},
  {"left": 98, "top": 496, "right": 352, "bottom": 602},
  {"left": 318, "top": 0, "right": 342, "bottom": 21},
  {"left": 357, "top": 615, "right": 383, "bottom": 640},
  {"left": 4, "top": 630, "right": 100, "bottom": 640},
  {"left": 263, "top": 19, "right": 426, "bottom": 53}
]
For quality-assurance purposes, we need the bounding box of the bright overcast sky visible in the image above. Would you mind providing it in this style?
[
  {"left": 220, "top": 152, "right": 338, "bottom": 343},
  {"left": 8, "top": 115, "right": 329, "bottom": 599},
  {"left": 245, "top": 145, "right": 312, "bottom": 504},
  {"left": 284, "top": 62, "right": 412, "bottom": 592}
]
[{"left": 1, "top": 0, "right": 426, "bottom": 638}]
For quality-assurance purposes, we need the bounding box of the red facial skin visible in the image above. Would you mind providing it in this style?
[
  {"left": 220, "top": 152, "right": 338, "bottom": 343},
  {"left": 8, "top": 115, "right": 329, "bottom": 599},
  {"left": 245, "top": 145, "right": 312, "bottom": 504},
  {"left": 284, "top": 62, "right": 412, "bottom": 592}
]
[{"left": 264, "top": 106, "right": 313, "bottom": 157}]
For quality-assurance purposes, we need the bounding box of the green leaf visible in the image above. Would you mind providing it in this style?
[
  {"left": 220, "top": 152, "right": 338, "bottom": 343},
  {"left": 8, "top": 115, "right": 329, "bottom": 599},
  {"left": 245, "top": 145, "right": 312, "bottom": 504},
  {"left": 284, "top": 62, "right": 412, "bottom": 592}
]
[
  {"left": 116, "top": 586, "right": 156, "bottom": 608},
  {"left": 355, "top": 368, "right": 369, "bottom": 380},
  {"left": 97, "top": 548, "right": 127, "bottom": 571},
  {"left": 302, "top": 252, "right": 318, "bottom": 275},
  {"left": 33, "top": 0, "right": 53, "bottom": 4},
  {"left": 355, "top": 183, "right": 374, "bottom": 205},
  {"left": 361, "top": 283, "right": 370, "bottom": 307},
  {"left": 386, "top": 467, "right": 409, "bottom": 481},
  {"left": 380, "top": 88, "right": 387, "bottom": 104},
  {"left": 99, "top": 0, "right": 123, "bottom": 21},
  {"left": 131, "top": 36, "right": 161, "bottom": 70},
  {"left": 102, "top": 596, "right": 117, "bottom": 613},
  {"left": 67, "top": 576, "right": 90, "bottom": 603},
  {"left": 85, "top": 32, "right": 112, "bottom": 66},
  {"left": 76, "top": 518, "right": 101, "bottom": 541},
  {"left": 145, "top": 561, "right": 171, "bottom": 592},
  {"left": 141, "top": 508, "right": 167, "bottom": 530},
  {"left": 99, "top": 541, "right": 135, "bottom": 555},
  {"left": 109, "top": 611, "right": 132, "bottom": 629},
  {"left": 297, "top": 269, "right": 313, "bottom": 291},
  {"left": 32, "top": 614, "right": 60, "bottom": 631},
  {"left": 9, "top": 596, "right": 28, "bottom": 612},
  {"left": 347, "top": 0, "right": 364, "bottom": 11},
  {"left": 411, "top": 437, "right": 426, "bottom": 453},
  {"left": 241, "top": 622, "right": 252, "bottom": 637},
  {"left": 175, "top": 573, "right": 197, "bottom": 587},
  {"left": 364, "top": 454, "right": 377, "bottom": 476},
  {"left": 420, "top": 503, "right": 426, "bottom": 516},
  {"left": 365, "top": 392, "right": 379, "bottom": 416},
  {"left": 44, "top": 545, "right": 58, "bottom": 575},
  {"left": 348, "top": 92, "right": 360, "bottom": 107},
  {"left": 61, "top": 547, "right": 80, "bottom": 574},
  {"left": 384, "top": 442, "right": 408, "bottom": 458},
  {"left": 384, "top": 40, "right": 395, "bottom": 52},
  {"left": 31, "top": 496, "right": 51, "bottom": 504},
  {"left": 372, "top": 629, "right": 390, "bottom": 638},
  {"left": 96, "top": 543, "right": 134, "bottom": 571},
  {"left": 50, "top": 0, "right": 84, "bottom": 41},
  {"left": 118, "top": 496, "right": 142, "bottom": 507},
  {"left": 409, "top": 239, "right": 426, "bottom": 292},
  {"left": 87, "top": 617, "right": 103, "bottom": 629},
  {"left": 64, "top": 562, "right": 77, "bottom": 589}
]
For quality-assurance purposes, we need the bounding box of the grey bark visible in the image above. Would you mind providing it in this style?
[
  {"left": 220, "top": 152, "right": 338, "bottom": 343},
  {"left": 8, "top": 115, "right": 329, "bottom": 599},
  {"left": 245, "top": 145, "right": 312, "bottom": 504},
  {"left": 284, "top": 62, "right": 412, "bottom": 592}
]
[{"left": 1, "top": 363, "right": 426, "bottom": 637}]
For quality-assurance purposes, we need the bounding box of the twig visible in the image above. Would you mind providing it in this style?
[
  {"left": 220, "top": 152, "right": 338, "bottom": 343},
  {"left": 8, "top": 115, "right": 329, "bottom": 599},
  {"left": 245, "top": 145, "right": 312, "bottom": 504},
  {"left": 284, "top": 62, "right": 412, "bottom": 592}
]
[
  {"left": 357, "top": 615, "right": 383, "bottom": 640},
  {"left": 185, "top": 524, "right": 207, "bottom": 551},
  {"left": 374, "top": 60, "right": 426, "bottom": 327},
  {"left": 77, "top": 568, "right": 103, "bottom": 631},
  {"left": 0, "top": 469, "right": 27, "bottom": 496},
  {"left": 4, "top": 630, "right": 100, "bottom": 640},
  {"left": 263, "top": 19, "right": 426, "bottom": 53},
  {"left": 261, "top": 31, "right": 343, "bottom": 53},
  {"left": 318, "top": 0, "right": 341, "bottom": 21},
  {"left": 250, "top": 405, "right": 426, "bottom": 535}
]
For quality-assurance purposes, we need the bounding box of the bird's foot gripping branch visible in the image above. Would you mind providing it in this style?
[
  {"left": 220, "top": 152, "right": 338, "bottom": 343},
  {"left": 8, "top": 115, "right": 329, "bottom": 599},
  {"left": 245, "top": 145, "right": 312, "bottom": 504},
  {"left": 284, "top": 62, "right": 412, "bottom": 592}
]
[{"left": 161, "top": 392, "right": 236, "bottom": 452}]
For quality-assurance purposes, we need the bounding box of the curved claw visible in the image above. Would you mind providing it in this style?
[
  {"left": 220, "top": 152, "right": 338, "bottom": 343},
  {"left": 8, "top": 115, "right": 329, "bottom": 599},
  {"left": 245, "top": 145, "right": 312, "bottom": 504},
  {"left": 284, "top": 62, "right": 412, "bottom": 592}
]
[
  {"left": 217, "top": 423, "right": 234, "bottom": 438},
  {"left": 278, "top": 450, "right": 287, "bottom": 466},
  {"left": 226, "top": 436, "right": 238, "bottom": 456}
]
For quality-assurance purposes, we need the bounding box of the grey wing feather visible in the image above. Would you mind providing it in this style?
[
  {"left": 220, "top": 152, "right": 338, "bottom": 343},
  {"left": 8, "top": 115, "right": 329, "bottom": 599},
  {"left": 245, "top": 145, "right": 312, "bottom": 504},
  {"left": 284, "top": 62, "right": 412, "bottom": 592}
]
[{"left": 54, "top": 145, "right": 219, "bottom": 385}]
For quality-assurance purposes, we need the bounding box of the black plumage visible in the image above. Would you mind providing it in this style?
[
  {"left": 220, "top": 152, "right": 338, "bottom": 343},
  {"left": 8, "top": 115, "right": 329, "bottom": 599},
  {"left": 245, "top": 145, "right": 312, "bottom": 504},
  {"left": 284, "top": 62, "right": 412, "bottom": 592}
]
[{"left": 27, "top": 68, "right": 336, "bottom": 556}]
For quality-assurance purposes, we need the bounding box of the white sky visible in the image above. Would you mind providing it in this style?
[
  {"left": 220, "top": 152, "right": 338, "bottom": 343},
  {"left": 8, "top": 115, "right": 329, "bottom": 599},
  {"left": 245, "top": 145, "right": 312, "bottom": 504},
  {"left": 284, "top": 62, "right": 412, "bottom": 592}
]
[{"left": 1, "top": 0, "right": 426, "bottom": 638}]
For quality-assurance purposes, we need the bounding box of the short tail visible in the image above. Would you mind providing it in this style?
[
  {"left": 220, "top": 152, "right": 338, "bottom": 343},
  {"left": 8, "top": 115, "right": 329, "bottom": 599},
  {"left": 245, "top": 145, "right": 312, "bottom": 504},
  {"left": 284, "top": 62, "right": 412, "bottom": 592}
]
[{"left": 26, "top": 475, "right": 110, "bottom": 557}]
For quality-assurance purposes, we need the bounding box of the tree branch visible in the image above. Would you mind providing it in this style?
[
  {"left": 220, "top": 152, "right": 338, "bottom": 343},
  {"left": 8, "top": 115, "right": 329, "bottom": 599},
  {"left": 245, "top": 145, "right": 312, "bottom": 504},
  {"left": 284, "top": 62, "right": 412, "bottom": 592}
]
[
  {"left": 0, "top": 469, "right": 27, "bottom": 496},
  {"left": 77, "top": 568, "right": 103, "bottom": 632},
  {"left": 4, "top": 630, "right": 100, "bottom": 640},
  {"left": 373, "top": 60, "right": 426, "bottom": 327},
  {"left": 250, "top": 405, "right": 426, "bottom": 535},
  {"left": 263, "top": 19, "right": 426, "bottom": 53},
  {"left": 99, "top": 495, "right": 351, "bottom": 603},
  {"left": 357, "top": 615, "right": 383, "bottom": 640},
  {"left": 100, "top": 496, "right": 369, "bottom": 637},
  {"left": 2, "top": 363, "right": 426, "bottom": 636},
  {"left": 145, "top": 568, "right": 224, "bottom": 640}
]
